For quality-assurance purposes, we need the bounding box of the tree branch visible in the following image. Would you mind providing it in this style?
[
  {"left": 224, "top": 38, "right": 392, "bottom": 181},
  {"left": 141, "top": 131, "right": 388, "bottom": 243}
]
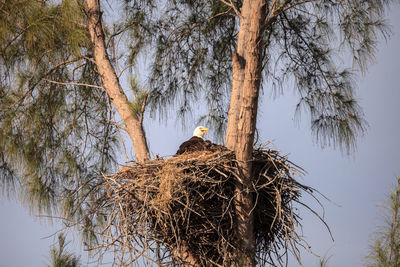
[
  {"left": 43, "top": 79, "right": 103, "bottom": 89},
  {"left": 86, "top": 0, "right": 150, "bottom": 162}
]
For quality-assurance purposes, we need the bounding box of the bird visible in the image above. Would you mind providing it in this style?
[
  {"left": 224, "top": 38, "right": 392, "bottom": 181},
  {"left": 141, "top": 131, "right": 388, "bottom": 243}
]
[{"left": 176, "top": 126, "right": 209, "bottom": 155}]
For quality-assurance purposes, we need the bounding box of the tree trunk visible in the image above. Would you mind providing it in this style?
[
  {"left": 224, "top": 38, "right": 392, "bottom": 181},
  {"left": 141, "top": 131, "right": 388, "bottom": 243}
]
[
  {"left": 86, "top": 0, "right": 150, "bottom": 163},
  {"left": 87, "top": 1, "right": 200, "bottom": 265},
  {"left": 226, "top": 1, "right": 267, "bottom": 266},
  {"left": 173, "top": 243, "right": 199, "bottom": 267},
  {"left": 225, "top": 3, "right": 251, "bottom": 150}
]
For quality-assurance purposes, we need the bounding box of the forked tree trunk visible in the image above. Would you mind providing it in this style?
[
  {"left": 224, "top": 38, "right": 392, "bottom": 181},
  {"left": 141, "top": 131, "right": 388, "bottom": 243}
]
[
  {"left": 86, "top": 0, "right": 150, "bottom": 163},
  {"left": 226, "top": 1, "right": 267, "bottom": 266}
]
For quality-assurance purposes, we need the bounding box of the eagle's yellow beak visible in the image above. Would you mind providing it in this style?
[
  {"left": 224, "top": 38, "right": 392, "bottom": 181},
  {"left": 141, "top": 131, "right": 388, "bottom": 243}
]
[{"left": 201, "top": 127, "right": 208, "bottom": 133}]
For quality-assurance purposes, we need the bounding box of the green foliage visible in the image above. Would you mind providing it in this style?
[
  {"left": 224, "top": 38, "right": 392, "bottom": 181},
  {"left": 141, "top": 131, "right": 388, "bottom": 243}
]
[
  {"left": 47, "top": 233, "right": 81, "bottom": 267},
  {"left": 148, "top": 0, "right": 235, "bottom": 134},
  {"left": 365, "top": 177, "right": 400, "bottom": 267},
  {"left": 127, "top": 76, "right": 148, "bottom": 119},
  {"left": 0, "top": 0, "right": 117, "bottom": 233},
  {"left": 122, "top": 0, "right": 235, "bottom": 138},
  {"left": 122, "top": 0, "right": 392, "bottom": 151}
]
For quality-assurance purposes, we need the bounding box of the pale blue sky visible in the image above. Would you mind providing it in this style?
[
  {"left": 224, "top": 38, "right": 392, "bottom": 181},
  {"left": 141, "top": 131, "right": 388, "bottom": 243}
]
[{"left": 1, "top": 4, "right": 400, "bottom": 267}]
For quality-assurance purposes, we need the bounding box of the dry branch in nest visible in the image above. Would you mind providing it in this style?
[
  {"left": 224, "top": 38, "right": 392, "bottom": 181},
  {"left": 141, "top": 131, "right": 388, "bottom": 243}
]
[{"left": 94, "top": 147, "right": 324, "bottom": 266}]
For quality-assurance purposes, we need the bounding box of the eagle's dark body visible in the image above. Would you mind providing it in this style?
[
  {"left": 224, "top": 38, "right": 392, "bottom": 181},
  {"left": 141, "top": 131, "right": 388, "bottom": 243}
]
[
  {"left": 176, "top": 137, "right": 227, "bottom": 155},
  {"left": 176, "top": 126, "right": 227, "bottom": 155},
  {"left": 176, "top": 136, "right": 207, "bottom": 155}
]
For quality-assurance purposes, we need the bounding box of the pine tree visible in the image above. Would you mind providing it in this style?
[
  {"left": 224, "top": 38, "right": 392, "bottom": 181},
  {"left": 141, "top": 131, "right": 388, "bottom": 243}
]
[
  {"left": 47, "top": 234, "right": 81, "bottom": 267},
  {"left": 365, "top": 177, "right": 400, "bottom": 267},
  {"left": 137, "top": 1, "right": 391, "bottom": 264},
  {"left": 0, "top": 0, "right": 394, "bottom": 266}
]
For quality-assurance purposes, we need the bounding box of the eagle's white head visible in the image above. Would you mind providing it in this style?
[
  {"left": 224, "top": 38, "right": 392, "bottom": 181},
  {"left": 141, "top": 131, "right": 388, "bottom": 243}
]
[{"left": 193, "top": 126, "right": 208, "bottom": 139}]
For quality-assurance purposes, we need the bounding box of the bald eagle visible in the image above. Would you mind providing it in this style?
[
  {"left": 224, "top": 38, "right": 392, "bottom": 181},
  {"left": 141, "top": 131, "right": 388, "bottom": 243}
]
[{"left": 176, "top": 126, "right": 209, "bottom": 155}]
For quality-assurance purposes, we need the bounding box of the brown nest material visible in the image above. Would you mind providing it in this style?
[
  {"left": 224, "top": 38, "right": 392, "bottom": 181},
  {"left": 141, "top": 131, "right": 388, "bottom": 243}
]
[{"left": 96, "top": 148, "right": 325, "bottom": 266}]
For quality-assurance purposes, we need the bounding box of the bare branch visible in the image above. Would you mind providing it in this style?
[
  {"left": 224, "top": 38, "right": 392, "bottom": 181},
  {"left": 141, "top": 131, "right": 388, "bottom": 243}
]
[{"left": 43, "top": 79, "right": 103, "bottom": 89}]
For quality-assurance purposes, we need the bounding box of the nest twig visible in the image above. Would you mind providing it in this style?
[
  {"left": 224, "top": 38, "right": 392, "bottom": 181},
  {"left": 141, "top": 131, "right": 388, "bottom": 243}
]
[{"left": 90, "top": 148, "right": 325, "bottom": 266}]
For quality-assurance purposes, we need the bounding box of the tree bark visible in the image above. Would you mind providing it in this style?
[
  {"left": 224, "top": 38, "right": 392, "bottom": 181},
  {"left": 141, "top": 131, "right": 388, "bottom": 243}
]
[
  {"left": 173, "top": 243, "right": 199, "bottom": 267},
  {"left": 87, "top": 1, "right": 200, "bottom": 265},
  {"left": 226, "top": 0, "right": 267, "bottom": 266},
  {"left": 86, "top": 0, "right": 150, "bottom": 163},
  {"left": 225, "top": 4, "right": 252, "bottom": 150}
]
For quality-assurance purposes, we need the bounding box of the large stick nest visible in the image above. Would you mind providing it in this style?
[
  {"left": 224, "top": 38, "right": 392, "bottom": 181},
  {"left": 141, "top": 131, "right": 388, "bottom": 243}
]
[{"left": 98, "top": 147, "right": 320, "bottom": 266}]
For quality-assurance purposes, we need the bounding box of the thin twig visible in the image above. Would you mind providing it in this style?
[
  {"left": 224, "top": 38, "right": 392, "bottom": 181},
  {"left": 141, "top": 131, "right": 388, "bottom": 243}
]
[{"left": 43, "top": 79, "right": 103, "bottom": 89}]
